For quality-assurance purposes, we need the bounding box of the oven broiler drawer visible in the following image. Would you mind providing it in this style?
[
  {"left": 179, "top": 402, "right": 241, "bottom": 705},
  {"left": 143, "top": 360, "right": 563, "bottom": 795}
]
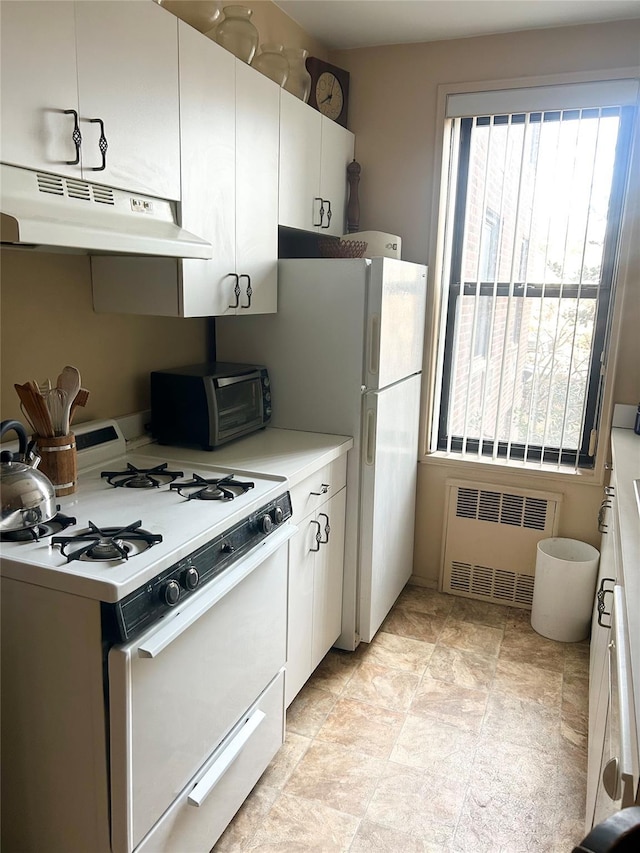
[
  {"left": 108, "top": 527, "right": 292, "bottom": 853},
  {"left": 135, "top": 669, "right": 285, "bottom": 853}
]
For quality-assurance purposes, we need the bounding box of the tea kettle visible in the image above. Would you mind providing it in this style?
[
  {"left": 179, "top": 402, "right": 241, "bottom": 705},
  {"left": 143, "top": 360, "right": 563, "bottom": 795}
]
[{"left": 1, "top": 419, "right": 56, "bottom": 532}]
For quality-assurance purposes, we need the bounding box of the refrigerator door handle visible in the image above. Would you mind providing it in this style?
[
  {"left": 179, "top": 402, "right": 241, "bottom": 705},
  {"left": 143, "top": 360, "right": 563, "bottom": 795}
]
[
  {"left": 368, "top": 315, "right": 380, "bottom": 375},
  {"left": 365, "top": 408, "right": 376, "bottom": 465}
]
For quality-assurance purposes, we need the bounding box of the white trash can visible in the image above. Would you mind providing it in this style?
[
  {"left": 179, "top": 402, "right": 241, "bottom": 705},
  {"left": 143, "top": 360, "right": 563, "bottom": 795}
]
[{"left": 531, "top": 538, "right": 600, "bottom": 642}]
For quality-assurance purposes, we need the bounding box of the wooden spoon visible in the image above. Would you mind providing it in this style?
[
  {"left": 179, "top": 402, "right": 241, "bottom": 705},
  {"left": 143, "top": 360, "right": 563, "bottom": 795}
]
[{"left": 56, "top": 366, "right": 81, "bottom": 435}]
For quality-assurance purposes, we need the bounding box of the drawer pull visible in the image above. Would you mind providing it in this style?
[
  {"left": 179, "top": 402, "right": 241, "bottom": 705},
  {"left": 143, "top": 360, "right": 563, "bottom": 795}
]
[
  {"left": 310, "top": 519, "right": 322, "bottom": 552},
  {"left": 596, "top": 577, "right": 615, "bottom": 628},
  {"left": 311, "top": 484, "right": 329, "bottom": 496},
  {"left": 187, "top": 709, "right": 266, "bottom": 807},
  {"left": 318, "top": 512, "right": 330, "bottom": 544}
]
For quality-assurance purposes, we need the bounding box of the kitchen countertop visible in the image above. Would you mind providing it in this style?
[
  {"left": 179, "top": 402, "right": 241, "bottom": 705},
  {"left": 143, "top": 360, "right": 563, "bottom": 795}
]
[
  {"left": 138, "top": 427, "right": 354, "bottom": 488},
  {"left": 610, "top": 426, "right": 640, "bottom": 742}
]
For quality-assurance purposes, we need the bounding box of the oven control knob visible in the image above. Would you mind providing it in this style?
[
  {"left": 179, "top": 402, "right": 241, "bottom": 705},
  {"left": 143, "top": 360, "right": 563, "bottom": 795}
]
[
  {"left": 182, "top": 566, "right": 199, "bottom": 591},
  {"left": 265, "top": 407, "right": 272, "bottom": 417},
  {"left": 273, "top": 506, "right": 284, "bottom": 524},
  {"left": 161, "top": 580, "right": 181, "bottom": 607},
  {"left": 260, "top": 514, "right": 273, "bottom": 534}
]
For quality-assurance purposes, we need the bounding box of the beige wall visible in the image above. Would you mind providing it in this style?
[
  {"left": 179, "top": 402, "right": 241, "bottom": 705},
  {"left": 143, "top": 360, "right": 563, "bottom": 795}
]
[
  {"left": 330, "top": 19, "right": 640, "bottom": 586},
  {"left": 0, "top": 0, "right": 323, "bottom": 428},
  {"left": 0, "top": 251, "right": 205, "bottom": 423}
]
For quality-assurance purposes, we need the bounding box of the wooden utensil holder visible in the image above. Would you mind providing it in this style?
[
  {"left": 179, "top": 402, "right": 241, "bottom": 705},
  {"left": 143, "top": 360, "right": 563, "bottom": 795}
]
[{"left": 36, "top": 433, "right": 77, "bottom": 496}]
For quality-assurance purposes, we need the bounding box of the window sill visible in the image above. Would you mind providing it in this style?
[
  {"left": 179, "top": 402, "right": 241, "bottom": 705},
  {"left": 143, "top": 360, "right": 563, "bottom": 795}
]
[{"left": 420, "top": 449, "right": 604, "bottom": 487}]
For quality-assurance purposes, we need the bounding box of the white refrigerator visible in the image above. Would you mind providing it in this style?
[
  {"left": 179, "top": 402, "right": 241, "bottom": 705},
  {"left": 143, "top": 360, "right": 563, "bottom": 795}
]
[{"left": 216, "top": 257, "right": 428, "bottom": 648}]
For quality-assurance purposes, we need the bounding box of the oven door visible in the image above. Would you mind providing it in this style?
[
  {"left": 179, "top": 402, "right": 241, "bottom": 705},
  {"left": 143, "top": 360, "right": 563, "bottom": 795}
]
[
  {"left": 108, "top": 524, "right": 294, "bottom": 853},
  {"left": 208, "top": 371, "right": 265, "bottom": 444}
]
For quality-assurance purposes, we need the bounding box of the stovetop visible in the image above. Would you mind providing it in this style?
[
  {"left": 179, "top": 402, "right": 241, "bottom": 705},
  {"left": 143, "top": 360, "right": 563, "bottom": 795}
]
[{"left": 0, "top": 432, "right": 288, "bottom": 603}]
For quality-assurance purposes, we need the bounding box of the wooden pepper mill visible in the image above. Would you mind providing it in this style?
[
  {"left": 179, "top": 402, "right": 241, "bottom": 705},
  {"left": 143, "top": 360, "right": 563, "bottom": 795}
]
[{"left": 346, "top": 159, "right": 361, "bottom": 233}]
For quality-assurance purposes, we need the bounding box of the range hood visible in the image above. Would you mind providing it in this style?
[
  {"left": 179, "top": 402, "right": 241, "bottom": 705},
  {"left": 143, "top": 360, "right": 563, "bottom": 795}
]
[{"left": 0, "top": 163, "right": 212, "bottom": 259}]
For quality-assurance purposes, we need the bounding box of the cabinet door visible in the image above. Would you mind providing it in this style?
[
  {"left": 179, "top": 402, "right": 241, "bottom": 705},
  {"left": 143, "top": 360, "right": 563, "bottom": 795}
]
[
  {"left": 235, "top": 61, "right": 279, "bottom": 315},
  {"left": 319, "top": 119, "right": 355, "bottom": 237},
  {"left": 312, "top": 488, "right": 347, "bottom": 669},
  {"left": 178, "top": 22, "right": 237, "bottom": 317},
  {"left": 286, "top": 518, "right": 316, "bottom": 707},
  {"left": 0, "top": 1, "right": 79, "bottom": 176},
  {"left": 75, "top": 0, "right": 180, "bottom": 199},
  {"left": 278, "top": 90, "right": 322, "bottom": 232}
]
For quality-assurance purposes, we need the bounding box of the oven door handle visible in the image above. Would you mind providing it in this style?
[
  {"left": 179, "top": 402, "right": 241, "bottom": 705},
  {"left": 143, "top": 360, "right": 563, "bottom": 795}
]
[
  {"left": 136, "top": 523, "right": 297, "bottom": 659},
  {"left": 187, "top": 708, "right": 266, "bottom": 807}
]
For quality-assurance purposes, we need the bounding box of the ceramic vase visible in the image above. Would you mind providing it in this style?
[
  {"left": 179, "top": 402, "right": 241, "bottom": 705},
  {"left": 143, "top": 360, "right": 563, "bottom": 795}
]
[
  {"left": 283, "top": 48, "right": 312, "bottom": 102},
  {"left": 215, "top": 5, "right": 258, "bottom": 64},
  {"left": 251, "top": 43, "right": 289, "bottom": 87}
]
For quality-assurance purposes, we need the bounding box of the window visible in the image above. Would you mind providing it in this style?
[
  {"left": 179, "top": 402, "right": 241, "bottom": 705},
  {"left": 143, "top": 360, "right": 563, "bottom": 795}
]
[{"left": 435, "top": 89, "right": 636, "bottom": 469}]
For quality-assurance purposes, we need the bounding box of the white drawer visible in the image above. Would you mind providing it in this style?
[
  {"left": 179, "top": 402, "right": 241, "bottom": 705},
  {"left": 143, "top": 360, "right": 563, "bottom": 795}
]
[
  {"left": 135, "top": 669, "right": 285, "bottom": 853},
  {"left": 290, "top": 455, "right": 347, "bottom": 521}
]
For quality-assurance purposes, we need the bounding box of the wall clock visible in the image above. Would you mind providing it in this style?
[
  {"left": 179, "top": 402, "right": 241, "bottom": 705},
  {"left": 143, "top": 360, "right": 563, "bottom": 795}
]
[{"left": 306, "top": 57, "right": 350, "bottom": 128}]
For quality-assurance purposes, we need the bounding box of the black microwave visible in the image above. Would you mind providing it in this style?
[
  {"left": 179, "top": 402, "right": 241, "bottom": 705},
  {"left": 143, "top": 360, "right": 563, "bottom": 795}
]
[{"left": 150, "top": 363, "right": 271, "bottom": 450}]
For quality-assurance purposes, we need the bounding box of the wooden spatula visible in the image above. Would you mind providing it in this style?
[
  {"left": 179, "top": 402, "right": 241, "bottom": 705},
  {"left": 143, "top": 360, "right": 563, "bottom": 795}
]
[{"left": 69, "top": 388, "right": 90, "bottom": 425}]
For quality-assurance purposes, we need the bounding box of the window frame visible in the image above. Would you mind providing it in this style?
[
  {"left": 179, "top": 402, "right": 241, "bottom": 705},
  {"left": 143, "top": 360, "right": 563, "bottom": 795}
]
[{"left": 435, "top": 104, "right": 636, "bottom": 469}]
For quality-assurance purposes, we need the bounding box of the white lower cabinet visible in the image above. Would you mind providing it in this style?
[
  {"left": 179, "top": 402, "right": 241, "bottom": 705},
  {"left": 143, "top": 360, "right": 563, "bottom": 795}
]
[
  {"left": 586, "top": 477, "right": 625, "bottom": 831},
  {"left": 286, "top": 463, "right": 347, "bottom": 707}
]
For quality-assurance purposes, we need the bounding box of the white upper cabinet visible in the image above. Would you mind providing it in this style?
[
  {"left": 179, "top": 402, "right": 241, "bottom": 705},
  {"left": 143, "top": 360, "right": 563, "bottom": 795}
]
[
  {"left": 1, "top": 1, "right": 79, "bottom": 178},
  {"left": 92, "top": 22, "right": 279, "bottom": 317},
  {"left": 234, "top": 61, "right": 279, "bottom": 314},
  {"left": 0, "top": 0, "right": 180, "bottom": 200},
  {"left": 74, "top": 1, "right": 180, "bottom": 200},
  {"left": 279, "top": 89, "right": 354, "bottom": 236}
]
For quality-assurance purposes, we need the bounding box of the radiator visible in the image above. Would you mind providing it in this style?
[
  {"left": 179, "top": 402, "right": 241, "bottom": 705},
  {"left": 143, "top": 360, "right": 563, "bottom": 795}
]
[{"left": 441, "top": 479, "right": 562, "bottom": 609}]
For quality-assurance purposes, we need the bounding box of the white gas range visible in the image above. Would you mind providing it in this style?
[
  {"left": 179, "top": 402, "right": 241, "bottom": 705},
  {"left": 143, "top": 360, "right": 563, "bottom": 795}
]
[{"left": 1, "top": 419, "right": 296, "bottom": 853}]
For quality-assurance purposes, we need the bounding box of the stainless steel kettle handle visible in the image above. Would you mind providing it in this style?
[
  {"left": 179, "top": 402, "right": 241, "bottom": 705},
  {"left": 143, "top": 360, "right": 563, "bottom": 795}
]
[{"left": 0, "top": 419, "right": 28, "bottom": 462}]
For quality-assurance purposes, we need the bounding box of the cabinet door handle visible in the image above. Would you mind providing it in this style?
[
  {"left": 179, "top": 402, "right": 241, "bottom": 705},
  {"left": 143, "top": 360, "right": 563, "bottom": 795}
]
[
  {"left": 314, "top": 197, "right": 324, "bottom": 227},
  {"left": 228, "top": 273, "right": 240, "bottom": 309},
  {"left": 310, "top": 484, "right": 329, "bottom": 496},
  {"left": 240, "top": 274, "right": 252, "bottom": 309},
  {"left": 598, "top": 501, "right": 609, "bottom": 532},
  {"left": 597, "top": 577, "right": 615, "bottom": 628},
  {"left": 322, "top": 199, "right": 332, "bottom": 229},
  {"left": 63, "top": 109, "right": 82, "bottom": 165},
  {"left": 318, "top": 512, "right": 330, "bottom": 543},
  {"left": 310, "top": 520, "right": 322, "bottom": 552},
  {"left": 88, "top": 118, "right": 108, "bottom": 171},
  {"left": 602, "top": 756, "right": 621, "bottom": 801}
]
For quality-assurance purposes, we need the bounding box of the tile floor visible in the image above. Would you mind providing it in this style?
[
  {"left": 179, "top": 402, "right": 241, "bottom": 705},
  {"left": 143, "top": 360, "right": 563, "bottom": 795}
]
[{"left": 214, "top": 585, "right": 589, "bottom": 852}]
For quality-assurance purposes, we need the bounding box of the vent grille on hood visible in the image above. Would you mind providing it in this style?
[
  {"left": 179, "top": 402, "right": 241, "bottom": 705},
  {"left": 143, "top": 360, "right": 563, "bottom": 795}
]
[
  {"left": 1, "top": 163, "right": 211, "bottom": 258},
  {"left": 36, "top": 172, "right": 115, "bottom": 206}
]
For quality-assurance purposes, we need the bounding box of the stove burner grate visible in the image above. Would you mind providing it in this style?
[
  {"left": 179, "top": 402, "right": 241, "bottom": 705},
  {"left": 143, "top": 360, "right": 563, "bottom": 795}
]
[
  {"left": 0, "top": 511, "right": 77, "bottom": 542},
  {"left": 52, "top": 520, "right": 162, "bottom": 563},
  {"left": 101, "top": 463, "right": 184, "bottom": 489},
  {"left": 170, "top": 473, "right": 255, "bottom": 501}
]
